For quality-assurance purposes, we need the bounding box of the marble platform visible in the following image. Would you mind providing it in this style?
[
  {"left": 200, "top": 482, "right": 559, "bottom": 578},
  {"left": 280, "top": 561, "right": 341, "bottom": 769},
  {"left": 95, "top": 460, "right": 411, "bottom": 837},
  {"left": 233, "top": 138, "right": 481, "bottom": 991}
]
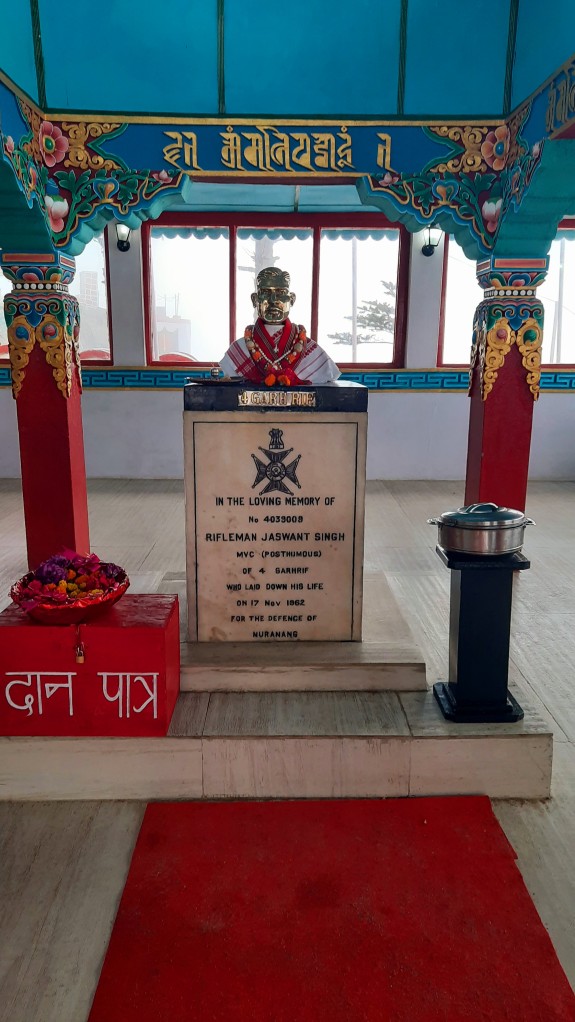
[{"left": 0, "top": 687, "right": 552, "bottom": 801}]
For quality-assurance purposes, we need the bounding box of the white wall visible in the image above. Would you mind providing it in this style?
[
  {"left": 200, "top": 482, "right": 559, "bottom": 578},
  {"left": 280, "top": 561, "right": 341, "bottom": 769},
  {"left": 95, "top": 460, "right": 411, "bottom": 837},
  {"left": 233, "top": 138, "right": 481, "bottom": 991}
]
[{"left": 0, "top": 228, "right": 573, "bottom": 482}]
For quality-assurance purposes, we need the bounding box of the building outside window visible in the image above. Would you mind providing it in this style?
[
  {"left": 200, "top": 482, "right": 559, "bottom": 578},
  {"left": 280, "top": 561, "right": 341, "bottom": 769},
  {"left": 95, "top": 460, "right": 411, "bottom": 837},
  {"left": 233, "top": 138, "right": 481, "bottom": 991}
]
[
  {"left": 143, "top": 215, "right": 409, "bottom": 368},
  {"left": 439, "top": 231, "right": 575, "bottom": 366},
  {"left": 0, "top": 235, "right": 112, "bottom": 362}
]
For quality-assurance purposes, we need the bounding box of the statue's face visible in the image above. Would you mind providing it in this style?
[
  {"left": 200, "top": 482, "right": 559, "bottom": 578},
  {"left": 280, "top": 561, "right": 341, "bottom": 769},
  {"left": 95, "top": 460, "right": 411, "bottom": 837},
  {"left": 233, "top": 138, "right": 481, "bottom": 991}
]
[{"left": 251, "top": 285, "right": 295, "bottom": 324}]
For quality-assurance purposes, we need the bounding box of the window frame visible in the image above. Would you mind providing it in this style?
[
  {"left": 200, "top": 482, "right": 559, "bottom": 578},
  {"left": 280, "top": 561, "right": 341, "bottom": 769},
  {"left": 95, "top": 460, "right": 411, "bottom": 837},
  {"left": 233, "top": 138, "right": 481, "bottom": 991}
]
[
  {"left": 0, "top": 230, "right": 114, "bottom": 366},
  {"left": 141, "top": 212, "right": 410, "bottom": 369},
  {"left": 437, "top": 226, "right": 575, "bottom": 369}
]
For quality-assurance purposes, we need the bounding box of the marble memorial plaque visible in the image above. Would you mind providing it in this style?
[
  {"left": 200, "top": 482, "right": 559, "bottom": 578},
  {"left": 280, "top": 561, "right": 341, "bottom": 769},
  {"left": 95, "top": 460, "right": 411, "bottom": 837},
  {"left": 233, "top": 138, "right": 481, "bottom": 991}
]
[{"left": 185, "top": 412, "right": 366, "bottom": 642}]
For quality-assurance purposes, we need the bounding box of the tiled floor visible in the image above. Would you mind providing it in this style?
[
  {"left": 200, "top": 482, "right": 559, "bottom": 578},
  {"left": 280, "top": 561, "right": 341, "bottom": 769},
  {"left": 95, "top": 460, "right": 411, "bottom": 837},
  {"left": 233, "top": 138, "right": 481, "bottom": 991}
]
[{"left": 0, "top": 479, "right": 574, "bottom": 1020}]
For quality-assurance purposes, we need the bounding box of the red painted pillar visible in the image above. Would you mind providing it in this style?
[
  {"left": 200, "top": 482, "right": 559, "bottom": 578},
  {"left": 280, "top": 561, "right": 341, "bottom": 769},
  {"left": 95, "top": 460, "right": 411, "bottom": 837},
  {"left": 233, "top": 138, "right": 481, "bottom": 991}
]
[
  {"left": 464, "top": 256, "right": 548, "bottom": 512},
  {"left": 2, "top": 252, "right": 90, "bottom": 568}
]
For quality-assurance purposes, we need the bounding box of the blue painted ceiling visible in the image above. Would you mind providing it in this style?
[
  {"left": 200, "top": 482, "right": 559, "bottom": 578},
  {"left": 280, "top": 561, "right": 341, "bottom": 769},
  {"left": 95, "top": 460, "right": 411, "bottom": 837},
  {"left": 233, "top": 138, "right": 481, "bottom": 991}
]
[{"left": 0, "top": 0, "right": 574, "bottom": 119}]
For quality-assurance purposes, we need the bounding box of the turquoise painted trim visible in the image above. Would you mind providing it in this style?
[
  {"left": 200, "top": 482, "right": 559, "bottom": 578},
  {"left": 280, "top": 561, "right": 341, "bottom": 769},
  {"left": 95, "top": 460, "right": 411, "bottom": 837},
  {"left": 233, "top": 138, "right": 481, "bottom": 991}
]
[
  {"left": 218, "top": 0, "right": 225, "bottom": 115},
  {"left": 0, "top": 367, "right": 573, "bottom": 391},
  {"left": 29, "top": 0, "right": 46, "bottom": 110},
  {"left": 503, "top": 0, "right": 518, "bottom": 116},
  {"left": 397, "top": 0, "right": 408, "bottom": 115}
]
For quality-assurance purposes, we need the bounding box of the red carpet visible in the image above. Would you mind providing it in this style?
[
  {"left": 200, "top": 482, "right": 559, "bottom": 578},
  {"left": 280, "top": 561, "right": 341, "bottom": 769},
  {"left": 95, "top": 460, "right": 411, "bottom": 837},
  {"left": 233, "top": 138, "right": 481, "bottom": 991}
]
[{"left": 89, "top": 798, "right": 575, "bottom": 1021}]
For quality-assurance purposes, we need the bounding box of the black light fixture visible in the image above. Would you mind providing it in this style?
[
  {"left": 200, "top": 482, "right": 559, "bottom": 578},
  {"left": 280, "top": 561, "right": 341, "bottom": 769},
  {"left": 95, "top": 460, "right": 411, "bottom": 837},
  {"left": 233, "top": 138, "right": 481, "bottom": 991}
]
[
  {"left": 116, "top": 222, "right": 131, "bottom": 252},
  {"left": 421, "top": 225, "right": 443, "bottom": 257}
]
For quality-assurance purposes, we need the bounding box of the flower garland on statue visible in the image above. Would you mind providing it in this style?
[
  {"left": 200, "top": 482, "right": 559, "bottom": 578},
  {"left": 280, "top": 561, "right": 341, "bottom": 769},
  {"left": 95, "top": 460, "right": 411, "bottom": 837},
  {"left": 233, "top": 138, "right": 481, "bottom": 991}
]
[{"left": 244, "top": 324, "right": 307, "bottom": 386}]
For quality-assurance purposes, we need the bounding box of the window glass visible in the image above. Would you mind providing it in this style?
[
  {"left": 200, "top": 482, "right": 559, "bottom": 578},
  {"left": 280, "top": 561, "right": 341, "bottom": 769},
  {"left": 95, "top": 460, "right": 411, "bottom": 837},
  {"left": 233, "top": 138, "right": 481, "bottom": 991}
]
[
  {"left": 441, "top": 239, "right": 482, "bottom": 365},
  {"left": 318, "top": 232, "right": 400, "bottom": 363},
  {"left": 538, "top": 232, "right": 575, "bottom": 364},
  {"left": 149, "top": 230, "right": 229, "bottom": 362},
  {"left": 235, "top": 231, "right": 313, "bottom": 339},
  {"left": 68, "top": 236, "right": 111, "bottom": 360}
]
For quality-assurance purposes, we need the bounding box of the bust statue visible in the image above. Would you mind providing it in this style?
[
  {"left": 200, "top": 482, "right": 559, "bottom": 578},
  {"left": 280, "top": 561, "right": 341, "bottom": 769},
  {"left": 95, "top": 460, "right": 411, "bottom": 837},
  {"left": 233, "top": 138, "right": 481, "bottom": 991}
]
[{"left": 219, "top": 266, "right": 340, "bottom": 386}]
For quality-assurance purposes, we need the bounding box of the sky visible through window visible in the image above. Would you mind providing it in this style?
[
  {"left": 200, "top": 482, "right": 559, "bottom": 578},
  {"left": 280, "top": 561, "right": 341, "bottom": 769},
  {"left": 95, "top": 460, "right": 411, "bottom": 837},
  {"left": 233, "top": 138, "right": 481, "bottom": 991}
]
[
  {"left": 149, "top": 230, "right": 400, "bottom": 364},
  {"left": 443, "top": 235, "right": 575, "bottom": 366}
]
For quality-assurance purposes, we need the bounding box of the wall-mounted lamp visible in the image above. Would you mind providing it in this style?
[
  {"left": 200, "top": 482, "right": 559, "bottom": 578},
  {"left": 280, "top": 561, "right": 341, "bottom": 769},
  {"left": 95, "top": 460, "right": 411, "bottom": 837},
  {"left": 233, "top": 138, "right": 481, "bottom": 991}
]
[
  {"left": 116, "top": 223, "right": 131, "bottom": 252},
  {"left": 421, "top": 225, "right": 443, "bottom": 257}
]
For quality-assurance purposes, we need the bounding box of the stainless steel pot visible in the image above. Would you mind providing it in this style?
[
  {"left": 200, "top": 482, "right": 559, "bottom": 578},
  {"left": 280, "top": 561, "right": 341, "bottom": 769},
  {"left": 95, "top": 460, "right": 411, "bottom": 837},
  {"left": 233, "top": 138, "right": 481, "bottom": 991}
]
[{"left": 427, "top": 502, "right": 535, "bottom": 556}]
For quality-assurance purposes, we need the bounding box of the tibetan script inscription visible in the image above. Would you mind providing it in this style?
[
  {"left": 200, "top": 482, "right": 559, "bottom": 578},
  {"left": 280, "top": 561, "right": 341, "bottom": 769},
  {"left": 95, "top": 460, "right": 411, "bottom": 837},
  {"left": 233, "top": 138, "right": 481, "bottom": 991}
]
[
  {"left": 546, "top": 58, "right": 575, "bottom": 135},
  {"left": 220, "top": 125, "right": 353, "bottom": 173}
]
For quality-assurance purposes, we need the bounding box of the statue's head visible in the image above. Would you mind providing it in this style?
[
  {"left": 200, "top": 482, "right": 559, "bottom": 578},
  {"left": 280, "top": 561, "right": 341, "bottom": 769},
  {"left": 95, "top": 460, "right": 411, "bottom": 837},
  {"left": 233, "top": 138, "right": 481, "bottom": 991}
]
[{"left": 251, "top": 266, "right": 295, "bottom": 325}]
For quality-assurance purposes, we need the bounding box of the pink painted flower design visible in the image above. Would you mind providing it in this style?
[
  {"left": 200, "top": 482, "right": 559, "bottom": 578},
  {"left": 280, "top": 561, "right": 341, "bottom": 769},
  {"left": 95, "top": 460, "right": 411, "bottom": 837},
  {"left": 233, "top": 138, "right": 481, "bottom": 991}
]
[
  {"left": 482, "top": 198, "right": 502, "bottom": 233},
  {"left": 39, "top": 120, "right": 69, "bottom": 167},
  {"left": 151, "top": 170, "right": 173, "bottom": 183},
  {"left": 45, "top": 194, "right": 70, "bottom": 233},
  {"left": 480, "top": 125, "right": 510, "bottom": 171},
  {"left": 4, "top": 135, "right": 14, "bottom": 155},
  {"left": 380, "top": 171, "right": 400, "bottom": 186}
]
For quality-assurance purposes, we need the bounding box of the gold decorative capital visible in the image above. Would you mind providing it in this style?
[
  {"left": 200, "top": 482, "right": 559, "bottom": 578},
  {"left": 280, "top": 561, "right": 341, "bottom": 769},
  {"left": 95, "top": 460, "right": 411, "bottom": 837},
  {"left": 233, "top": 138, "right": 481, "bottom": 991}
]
[
  {"left": 470, "top": 314, "right": 543, "bottom": 402},
  {"left": 7, "top": 299, "right": 82, "bottom": 399},
  {"left": 482, "top": 318, "right": 513, "bottom": 399},
  {"left": 7, "top": 316, "right": 35, "bottom": 398},
  {"left": 516, "top": 317, "right": 543, "bottom": 401}
]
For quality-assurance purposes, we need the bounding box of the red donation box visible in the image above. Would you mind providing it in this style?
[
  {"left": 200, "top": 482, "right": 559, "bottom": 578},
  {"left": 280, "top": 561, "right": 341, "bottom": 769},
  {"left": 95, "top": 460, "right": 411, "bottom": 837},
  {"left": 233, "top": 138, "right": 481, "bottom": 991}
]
[{"left": 0, "top": 595, "right": 180, "bottom": 736}]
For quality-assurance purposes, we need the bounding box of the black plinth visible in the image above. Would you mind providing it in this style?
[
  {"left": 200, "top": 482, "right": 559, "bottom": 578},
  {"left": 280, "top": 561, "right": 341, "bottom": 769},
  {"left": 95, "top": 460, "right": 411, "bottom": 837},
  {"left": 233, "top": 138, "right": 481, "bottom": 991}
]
[
  {"left": 433, "top": 546, "right": 529, "bottom": 724},
  {"left": 183, "top": 380, "right": 368, "bottom": 413}
]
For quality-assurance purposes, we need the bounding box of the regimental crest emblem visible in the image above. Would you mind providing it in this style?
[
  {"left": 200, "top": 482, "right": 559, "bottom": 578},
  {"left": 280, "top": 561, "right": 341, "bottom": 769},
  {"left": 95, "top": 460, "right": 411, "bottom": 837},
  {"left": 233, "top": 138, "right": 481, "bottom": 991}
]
[{"left": 251, "top": 429, "right": 302, "bottom": 495}]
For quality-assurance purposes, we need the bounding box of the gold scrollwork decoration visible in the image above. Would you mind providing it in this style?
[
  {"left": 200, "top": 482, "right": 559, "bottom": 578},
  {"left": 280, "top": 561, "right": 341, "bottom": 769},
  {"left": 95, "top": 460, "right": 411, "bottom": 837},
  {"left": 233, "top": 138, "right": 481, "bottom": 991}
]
[
  {"left": 7, "top": 315, "right": 35, "bottom": 399},
  {"left": 516, "top": 317, "right": 543, "bottom": 400},
  {"left": 470, "top": 313, "right": 543, "bottom": 402},
  {"left": 62, "top": 121, "right": 123, "bottom": 171},
  {"left": 429, "top": 124, "right": 491, "bottom": 173},
  {"left": 482, "top": 317, "right": 513, "bottom": 400},
  {"left": 35, "top": 314, "right": 71, "bottom": 398}
]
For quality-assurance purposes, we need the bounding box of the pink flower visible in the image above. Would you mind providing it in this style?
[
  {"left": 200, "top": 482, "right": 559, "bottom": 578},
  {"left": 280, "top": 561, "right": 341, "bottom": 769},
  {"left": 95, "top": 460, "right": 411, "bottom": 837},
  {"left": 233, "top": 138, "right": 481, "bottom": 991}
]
[
  {"left": 45, "top": 194, "right": 69, "bottom": 233},
  {"left": 151, "top": 170, "right": 173, "bottom": 183},
  {"left": 4, "top": 135, "right": 14, "bottom": 154},
  {"left": 39, "top": 120, "right": 69, "bottom": 167},
  {"left": 482, "top": 198, "right": 502, "bottom": 233},
  {"left": 380, "top": 171, "right": 399, "bottom": 186}
]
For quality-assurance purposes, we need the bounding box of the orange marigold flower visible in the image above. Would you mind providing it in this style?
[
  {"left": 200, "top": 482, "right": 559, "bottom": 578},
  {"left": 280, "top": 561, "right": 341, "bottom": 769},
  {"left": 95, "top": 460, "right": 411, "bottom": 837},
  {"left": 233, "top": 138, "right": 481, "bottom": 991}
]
[
  {"left": 278, "top": 375, "right": 291, "bottom": 386},
  {"left": 253, "top": 350, "right": 262, "bottom": 361},
  {"left": 264, "top": 373, "right": 277, "bottom": 386},
  {"left": 66, "top": 569, "right": 75, "bottom": 580}
]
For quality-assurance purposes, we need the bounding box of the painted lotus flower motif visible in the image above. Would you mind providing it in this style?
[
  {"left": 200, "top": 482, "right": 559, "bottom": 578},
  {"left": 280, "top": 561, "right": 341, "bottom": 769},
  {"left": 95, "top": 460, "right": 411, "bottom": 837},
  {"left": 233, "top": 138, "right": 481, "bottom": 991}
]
[
  {"left": 45, "top": 194, "right": 70, "bottom": 233},
  {"left": 39, "top": 120, "right": 69, "bottom": 167},
  {"left": 482, "top": 198, "right": 502, "bottom": 233},
  {"left": 481, "top": 125, "right": 510, "bottom": 171},
  {"left": 4, "top": 135, "right": 14, "bottom": 155},
  {"left": 151, "top": 170, "right": 173, "bottom": 183},
  {"left": 379, "top": 171, "right": 400, "bottom": 186}
]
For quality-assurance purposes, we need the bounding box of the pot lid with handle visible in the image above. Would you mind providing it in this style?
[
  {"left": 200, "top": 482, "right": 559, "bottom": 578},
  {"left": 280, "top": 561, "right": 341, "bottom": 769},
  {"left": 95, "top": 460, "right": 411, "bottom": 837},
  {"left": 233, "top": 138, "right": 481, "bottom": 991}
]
[{"left": 430, "top": 502, "right": 534, "bottom": 530}]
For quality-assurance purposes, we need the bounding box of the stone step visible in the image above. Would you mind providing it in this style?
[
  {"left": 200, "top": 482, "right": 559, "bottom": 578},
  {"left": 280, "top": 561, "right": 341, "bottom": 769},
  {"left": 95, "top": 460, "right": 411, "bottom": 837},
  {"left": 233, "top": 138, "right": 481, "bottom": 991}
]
[
  {"left": 180, "top": 640, "right": 427, "bottom": 691},
  {"left": 0, "top": 689, "right": 552, "bottom": 801}
]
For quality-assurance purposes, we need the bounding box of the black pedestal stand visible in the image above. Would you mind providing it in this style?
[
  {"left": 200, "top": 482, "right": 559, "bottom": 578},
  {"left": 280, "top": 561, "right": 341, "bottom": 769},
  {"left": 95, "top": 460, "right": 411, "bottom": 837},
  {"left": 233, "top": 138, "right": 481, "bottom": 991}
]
[{"left": 433, "top": 545, "right": 529, "bottom": 723}]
